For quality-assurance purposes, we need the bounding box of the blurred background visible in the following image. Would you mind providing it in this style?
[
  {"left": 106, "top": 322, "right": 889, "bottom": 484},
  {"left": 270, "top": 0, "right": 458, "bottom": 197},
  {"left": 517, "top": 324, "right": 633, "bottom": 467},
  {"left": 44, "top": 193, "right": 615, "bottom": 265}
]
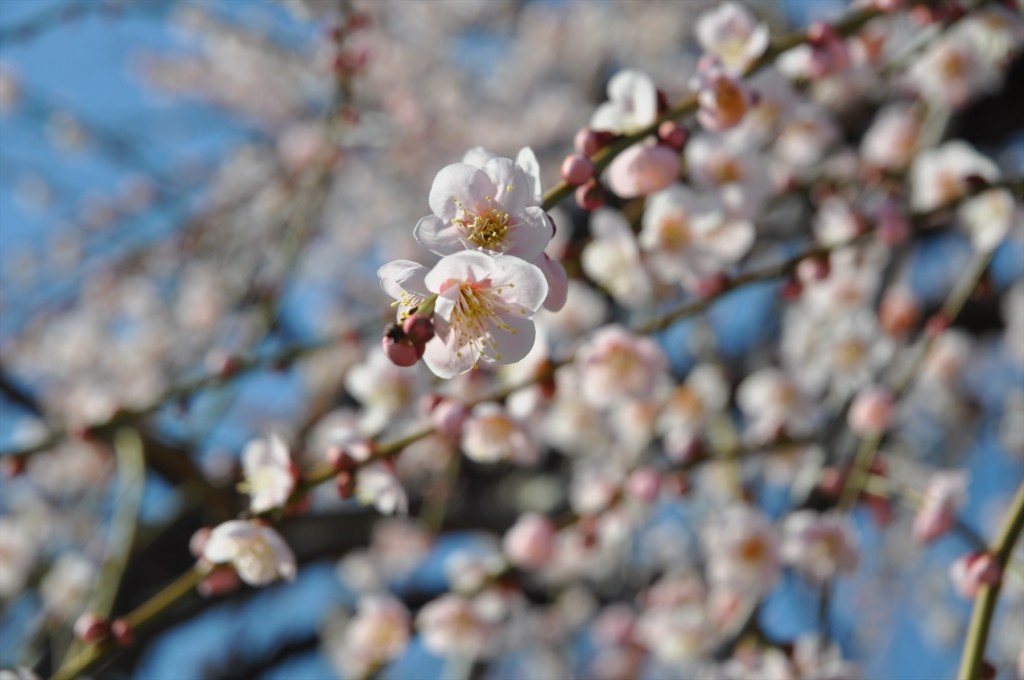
[{"left": 0, "top": 0, "right": 1022, "bottom": 679}]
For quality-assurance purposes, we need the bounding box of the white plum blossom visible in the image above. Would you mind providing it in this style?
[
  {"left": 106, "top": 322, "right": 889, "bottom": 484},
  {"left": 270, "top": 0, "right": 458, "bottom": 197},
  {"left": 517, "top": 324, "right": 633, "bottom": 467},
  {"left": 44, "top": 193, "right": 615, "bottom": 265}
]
[
  {"left": 345, "top": 349, "right": 427, "bottom": 433},
  {"left": 202, "top": 520, "right": 297, "bottom": 587},
  {"left": 640, "top": 184, "right": 754, "bottom": 289},
  {"left": 590, "top": 69, "right": 658, "bottom": 135},
  {"left": 39, "top": 553, "right": 96, "bottom": 622},
  {"left": 0, "top": 516, "right": 39, "bottom": 599},
  {"left": 657, "top": 363, "right": 729, "bottom": 459},
  {"left": 379, "top": 251, "right": 548, "bottom": 378},
  {"left": 414, "top": 156, "right": 553, "bottom": 260},
  {"left": 737, "top": 366, "right": 816, "bottom": 441},
  {"left": 575, "top": 325, "right": 668, "bottom": 408},
  {"left": 240, "top": 433, "right": 295, "bottom": 514},
  {"left": 909, "top": 140, "right": 999, "bottom": 213},
  {"left": 695, "top": 1, "right": 770, "bottom": 73},
  {"left": 334, "top": 595, "right": 411, "bottom": 678},
  {"left": 685, "top": 134, "right": 773, "bottom": 218},
  {"left": 702, "top": 505, "right": 780, "bottom": 598},
  {"left": 461, "top": 402, "right": 538, "bottom": 465},
  {"left": 581, "top": 209, "right": 653, "bottom": 307},
  {"left": 356, "top": 461, "right": 409, "bottom": 515},
  {"left": 860, "top": 105, "right": 922, "bottom": 171},
  {"left": 416, "top": 593, "right": 503, "bottom": 659},
  {"left": 691, "top": 59, "right": 751, "bottom": 132},
  {"left": 780, "top": 511, "right": 858, "bottom": 582},
  {"left": 958, "top": 188, "right": 1021, "bottom": 252}
]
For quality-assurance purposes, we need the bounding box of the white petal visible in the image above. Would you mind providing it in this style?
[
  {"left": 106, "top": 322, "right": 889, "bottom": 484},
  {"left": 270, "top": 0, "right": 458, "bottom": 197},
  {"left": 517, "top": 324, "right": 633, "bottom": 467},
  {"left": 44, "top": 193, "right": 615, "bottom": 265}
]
[
  {"left": 482, "top": 311, "right": 536, "bottom": 366},
  {"left": 424, "top": 251, "right": 496, "bottom": 293},
  {"left": 422, "top": 330, "right": 481, "bottom": 379},
  {"left": 488, "top": 255, "right": 549, "bottom": 312},
  {"left": 428, "top": 163, "right": 495, "bottom": 220},
  {"left": 413, "top": 215, "right": 465, "bottom": 256},
  {"left": 203, "top": 520, "right": 256, "bottom": 564},
  {"left": 378, "top": 260, "right": 429, "bottom": 299},
  {"left": 485, "top": 157, "right": 532, "bottom": 214}
]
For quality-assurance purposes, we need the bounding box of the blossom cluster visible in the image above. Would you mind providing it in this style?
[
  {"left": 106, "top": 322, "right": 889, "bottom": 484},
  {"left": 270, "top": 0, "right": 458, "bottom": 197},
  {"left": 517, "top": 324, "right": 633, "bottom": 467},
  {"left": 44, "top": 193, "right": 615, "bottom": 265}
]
[
  {"left": 377, "top": 149, "right": 566, "bottom": 377},
  {"left": 1, "top": 1, "right": 1023, "bottom": 680}
]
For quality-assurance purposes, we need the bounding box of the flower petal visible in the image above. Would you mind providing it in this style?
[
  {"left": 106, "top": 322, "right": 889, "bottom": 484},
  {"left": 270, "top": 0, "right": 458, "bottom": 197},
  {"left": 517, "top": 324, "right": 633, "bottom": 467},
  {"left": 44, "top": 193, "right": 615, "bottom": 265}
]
[
  {"left": 413, "top": 215, "right": 465, "bottom": 256},
  {"left": 429, "top": 163, "right": 495, "bottom": 220},
  {"left": 488, "top": 255, "right": 549, "bottom": 312},
  {"left": 378, "top": 260, "right": 429, "bottom": 299},
  {"left": 482, "top": 311, "right": 536, "bottom": 366}
]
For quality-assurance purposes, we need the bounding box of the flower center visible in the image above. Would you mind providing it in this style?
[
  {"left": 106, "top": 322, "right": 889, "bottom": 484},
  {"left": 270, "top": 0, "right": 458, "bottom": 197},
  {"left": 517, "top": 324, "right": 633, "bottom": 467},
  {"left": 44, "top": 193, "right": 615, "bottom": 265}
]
[
  {"left": 454, "top": 206, "right": 512, "bottom": 252},
  {"left": 448, "top": 281, "right": 520, "bottom": 362},
  {"left": 236, "top": 538, "right": 276, "bottom": 580}
]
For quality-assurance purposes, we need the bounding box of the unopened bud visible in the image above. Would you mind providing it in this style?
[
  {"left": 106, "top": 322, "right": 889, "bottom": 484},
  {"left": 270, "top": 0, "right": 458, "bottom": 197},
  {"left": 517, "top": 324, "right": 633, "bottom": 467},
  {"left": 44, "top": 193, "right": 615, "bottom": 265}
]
[
  {"left": 560, "top": 154, "right": 595, "bottom": 186},
  {"left": 402, "top": 314, "right": 435, "bottom": 345},
  {"left": 575, "top": 180, "right": 606, "bottom": 212},
  {"left": 111, "top": 618, "right": 135, "bottom": 647},
  {"left": 574, "top": 128, "right": 614, "bottom": 157},
  {"left": 74, "top": 613, "right": 109, "bottom": 644}
]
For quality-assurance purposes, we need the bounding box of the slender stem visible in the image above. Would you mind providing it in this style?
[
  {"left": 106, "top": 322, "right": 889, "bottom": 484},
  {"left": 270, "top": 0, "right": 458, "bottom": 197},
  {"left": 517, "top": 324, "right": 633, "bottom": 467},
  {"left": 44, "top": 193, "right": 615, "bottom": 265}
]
[
  {"left": 838, "top": 248, "right": 995, "bottom": 511},
  {"left": 50, "top": 566, "right": 207, "bottom": 680},
  {"left": 957, "top": 482, "right": 1024, "bottom": 680}
]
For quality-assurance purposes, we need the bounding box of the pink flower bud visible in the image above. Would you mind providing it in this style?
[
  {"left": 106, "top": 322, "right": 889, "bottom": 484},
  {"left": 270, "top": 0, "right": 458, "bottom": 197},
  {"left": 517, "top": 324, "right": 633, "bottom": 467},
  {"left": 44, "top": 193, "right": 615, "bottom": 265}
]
[
  {"left": 949, "top": 552, "right": 1002, "bottom": 599},
  {"left": 503, "top": 513, "right": 556, "bottom": 570},
  {"left": 693, "top": 273, "right": 729, "bottom": 299},
  {"left": 198, "top": 565, "right": 242, "bottom": 598},
  {"left": 657, "top": 120, "right": 688, "bottom": 150},
  {"left": 382, "top": 333, "right": 422, "bottom": 367},
  {"left": 606, "top": 144, "right": 680, "bottom": 199},
  {"left": 74, "top": 613, "right": 109, "bottom": 644},
  {"left": 111, "top": 618, "right": 135, "bottom": 647},
  {"left": 575, "top": 179, "right": 606, "bottom": 211},
  {"left": 402, "top": 314, "right": 435, "bottom": 345},
  {"left": 880, "top": 288, "right": 920, "bottom": 337},
  {"left": 574, "top": 128, "right": 613, "bottom": 157},
  {"left": 796, "top": 257, "right": 830, "bottom": 283},
  {"left": 848, "top": 387, "right": 894, "bottom": 436},
  {"left": 326, "top": 446, "right": 357, "bottom": 472},
  {"left": 560, "top": 154, "right": 595, "bottom": 186},
  {"left": 626, "top": 467, "right": 661, "bottom": 503}
]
